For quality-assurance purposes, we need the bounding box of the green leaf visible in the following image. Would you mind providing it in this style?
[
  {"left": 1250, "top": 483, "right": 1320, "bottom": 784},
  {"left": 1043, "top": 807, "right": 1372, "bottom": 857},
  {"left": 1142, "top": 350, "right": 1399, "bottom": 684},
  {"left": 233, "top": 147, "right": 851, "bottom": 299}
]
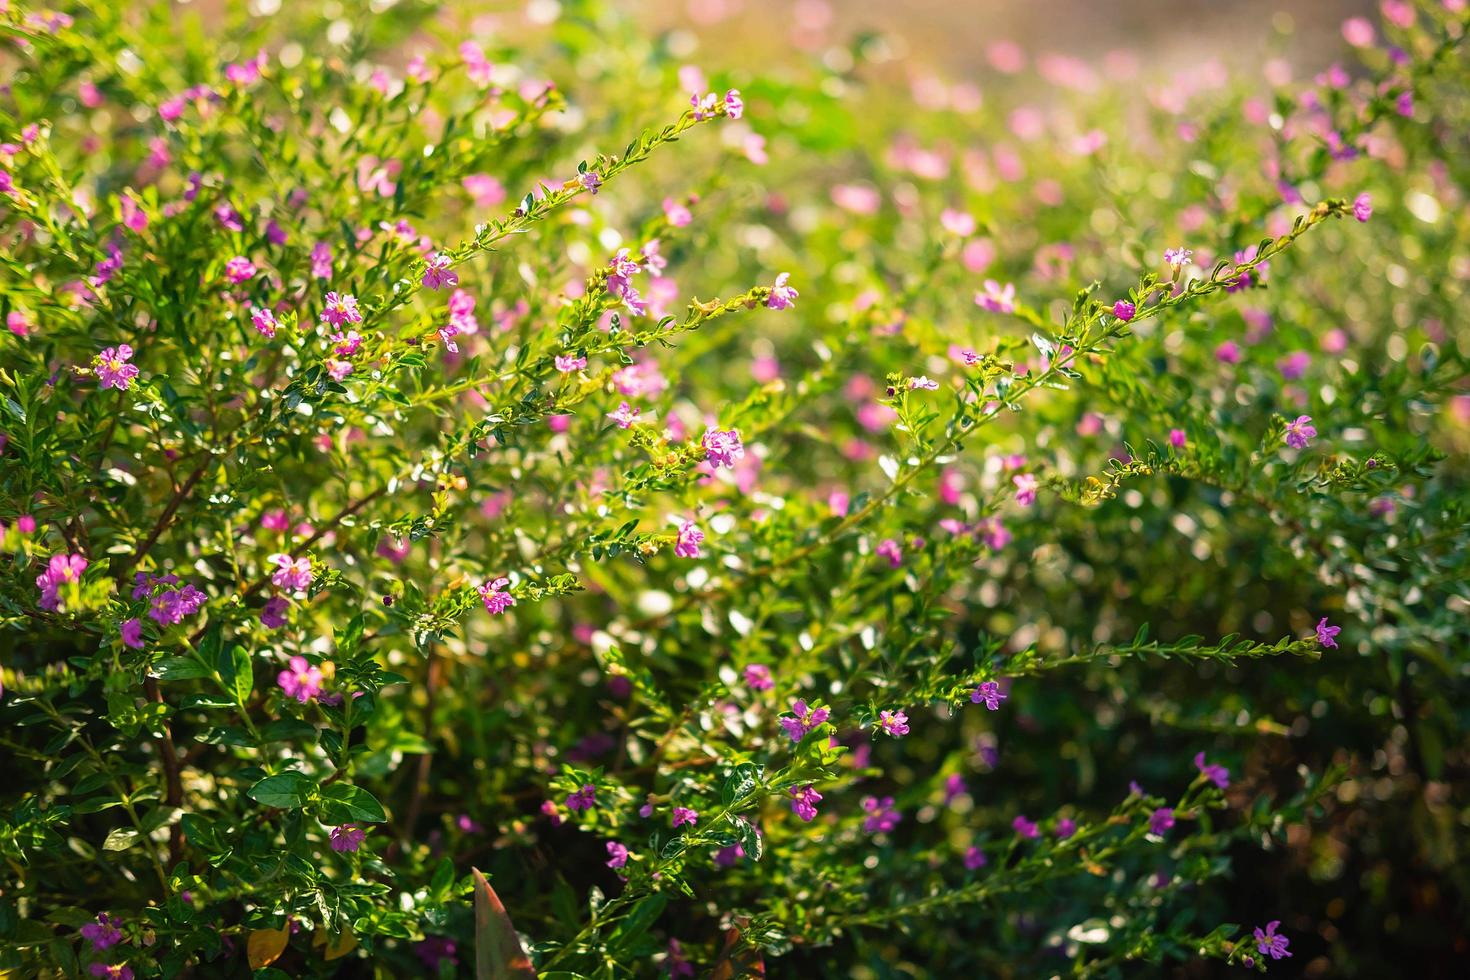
[
  {"left": 721, "top": 763, "right": 762, "bottom": 805},
  {"left": 102, "top": 828, "right": 140, "bottom": 851},
  {"left": 218, "top": 645, "right": 253, "bottom": 705},
  {"left": 246, "top": 772, "right": 315, "bottom": 810},
  {"left": 728, "top": 815, "right": 762, "bottom": 862},
  {"left": 318, "top": 783, "right": 387, "bottom": 824},
  {"left": 153, "top": 657, "right": 209, "bottom": 681}
]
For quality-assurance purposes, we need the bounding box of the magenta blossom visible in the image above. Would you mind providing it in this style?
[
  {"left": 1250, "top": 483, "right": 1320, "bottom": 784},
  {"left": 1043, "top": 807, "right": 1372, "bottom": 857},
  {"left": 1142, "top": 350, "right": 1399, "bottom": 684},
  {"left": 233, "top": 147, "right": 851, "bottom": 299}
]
[
  {"left": 1056, "top": 817, "right": 1077, "bottom": 839},
  {"left": 671, "top": 806, "right": 698, "bottom": 829},
  {"left": 779, "top": 699, "right": 830, "bottom": 741},
  {"left": 1148, "top": 807, "right": 1175, "bottom": 835},
  {"left": 1012, "top": 815, "right": 1039, "bottom": 839},
  {"left": 479, "top": 577, "right": 515, "bottom": 615},
  {"left": 1353, "top": 192, "right": 1372, "bottom": 222},
  {"left": 701, "top": 427, "right": 745, "bottom": 468},
  {"left": 606, "top": 841, "right": 629, "bottom": 868},
  {"left": 1194, "top": 752, "right": 1231, "bottom": 789},
  {"left": 554, "top": 353, "right": 587, "bottom": 373},
  {"left": 268, "top": 553, "right": 312, "bottom": 592},
  {"left": 1013, "top": 473, "right": 1038, "bottom": 506},
  {"left": 566, "top": 784, "right": 596, "bottom": 812},
  {"left": 94, "top": 345, "right": 140, "bottom": 390},
  {"left": 1315, "top": 617, "right": 1340, "bottom": 648},
  {"left": 1284, "top": 415, "right": 1317, "bottom": 450},
  {"left": 877, "top": 709, "right": 910, "bottom": 737},
  {"left": 278, "top": 656, "right": 324, "bottom": 703},
  {"left": 36, "top": 552, "right": 88, "bottom": 611},
  {"left": 767, "top": 272, "right": 798, "bottom": 310},
  {"left": 1163, "top": 246, "right": 1192, "bottom": 268},
  {"left": 909, "top": 375, "right": 939, "bottom": 391},
  {"left": 963, "top": 846, "right": 987, "bottom": 870},
  {"left": 724, "top": 89, "right": 744, "bottom": 119},
  {"left": 975, "top": 279, "right": 1017, "bottom": 313},
  {"left": 577, "top": 170, "right": 602, "bottom": 195},
  {"left": 1113, "top": 300, "right": 1136, "bottom": 321},
  {"left": 744, "top": 663, "right": 774, "bottom": 690},
  {"left": 875, "top": 538, "right": 903, "bottom": 568},
  {"left": 80, "top": 913, "right": 123, "bottom": 951},
  {"left": 251, "top": 307, "right": 278, "bottom": 338},
  {"left": 224, "top": 256, "right": 256, "bottom": 284},
  {"left": 862, "top": 795, "right": 902, "bottom": 833},
  {"left": 422, "top": 252, "right": 458, "bottom": 290},
  {"left": 788, "top": 784, "right": 822, "bottom": 821},
  {"left": 320, "top": 292, "right": 362, "bottom": 327},
  {"left": 329, "top": 823, "right": 366, "bottom": 853},
  {"left": 674, "top": 520, "right": 704, "bottom": 558},
  {"left": 120, "top": 618, "right": 144, "bottom": 650},
  {"left": 260, "top": 596, "right": 289, "bottom": 629}
]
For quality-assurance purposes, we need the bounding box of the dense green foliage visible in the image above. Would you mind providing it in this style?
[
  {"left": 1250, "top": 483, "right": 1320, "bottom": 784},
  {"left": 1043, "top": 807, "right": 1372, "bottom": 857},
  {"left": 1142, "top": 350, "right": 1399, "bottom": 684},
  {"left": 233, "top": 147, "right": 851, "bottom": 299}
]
[{"left": 1, "top": 0, "right": 1467, "bottom": 976}]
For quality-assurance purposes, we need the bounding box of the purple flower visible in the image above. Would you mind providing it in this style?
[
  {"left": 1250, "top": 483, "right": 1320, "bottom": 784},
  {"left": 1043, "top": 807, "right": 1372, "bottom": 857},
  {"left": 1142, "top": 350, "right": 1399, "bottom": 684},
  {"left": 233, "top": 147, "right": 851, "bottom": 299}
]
[
  {"left": 120, "top": 618, "right": 144, "bottom": 650},
  {"left": 577, "top": 170, "right": 602, "bottom": 195},
  {"left": 1315, "top": 617, "right": 1340, "bottom": 649},
  {"left": 724, "top": 89, "right": 744, "bottom": 119},
  {"left": 605, "top": 841, "right": 629, "bottom": 868},
  {"left": 88, "top": 966, "right": 133, "bottom": 980},
  {"left": 310, "top": 241, "right": 334, "bottom": 279},
  {"left": 974, "top": 279, "right": 1017, "bottom": 314},
  {"left": 877, "top": 709, "right": 910, "bottom": 738},
  {"left": 743, "top": 664, "right": 774, "bottom": 691},
  {"left": 1012, "top": 815, "right": 1039, "bottom": 839},
  {"left": 971, "top": 680, "right": 1007, "bottom": 711},
  {"left": 1278, "top": 351, "right": 1311, "bottom": 380},
  {"left": 1055, "top": 817, "right": 1077, "bottom": 839},
  {"left": 1194, "top": 752, "right": 1231, "bottom": 789},
  {"left": 1148, "top": 807, "right": 1175, "bottom": 836},
  {"left": 701, "top": 427, "right": 745, "bottom": 469},
  {"left": 862, "top": 796, "right": 901, "bottom": 833},
  {"left": 251, "top": 307, "right": 278, "bottom": 338},
  {"left": 479, "top": 577, "right": 515, "bottom": 615},
  {"left": 943, "top": 774, "right": 968, "bottom": 805},
  {"left": 1353, "top": 192, "right": 1372, "bottom": 222},
  {"left": 1284, "top": 415, "right": 1317, "bottom": 450},
  {"left": 674, "top": 520, "right": 704, "bottom": 558},
  {"left": 80, "top": 913, "right": 123, "bottom": 951},
  {"left": 788, "top": 784, "right": 823, "bottom": 821},
  {"left": 320, "top": 292, "right": 362, "bottom": 327},
  {"left": 767, "top": 272, "right": 799, "bottom": 310},
  {"left": 329, "top": 823, "right": 366, "bottom": 853},
  {"left": 779, "top": 699, "right": 831, "bottom": 741},
  {"left": 415, "top": 937, "right": 459, "bottom": 970},
  {"left": 908, "top": 375, "right": 939, "bottom": 391},
  {"left": 1253, "top": 920, "right": 1292, "bottom": 960},
  {"left": 608, "top": 401, "right": 641, "bottom": 429},
  {"left": 554, "top": 353, "right": 587, "bottom": 373},
  {"left": 963, "top": 846, "right": 987, "bottom": 870},
  {"left": 268, "top": 553, "right": 312, "bottom": 591},
  {"left": 1112, "top": 300, "right": 1136, "bottom": 321},
  {"left": 260, "top": 596, "right": 289, "bottom": 629},
  {"left": 1012, "top": 473, "right": 1038, "bottom": 506},
  {"left": 875, "top": 538, "right": 903, "bottom": 568},
  {"left": 1163, "top": 246, "right": 1192, "bottom": 268},
  {"left": 566, "top": 784, "right": 596, "bottom": 812},
  {"left": 671, "top": 806, "right": 699, "bottom": 829},
  {"left": 1168, "top": 429, "right": 1187, "bottom": 449}
]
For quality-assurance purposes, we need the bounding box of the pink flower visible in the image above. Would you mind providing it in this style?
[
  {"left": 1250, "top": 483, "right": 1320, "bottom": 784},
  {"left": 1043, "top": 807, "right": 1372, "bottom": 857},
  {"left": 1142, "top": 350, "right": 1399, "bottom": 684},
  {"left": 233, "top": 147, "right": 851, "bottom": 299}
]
[
  {"left": 1194, "top": 752, "right": 1231, "bottom": 789},
  {"left": 767, "top": 272, "right": 799, "bottom": 310},
  {"left": 971, "top": 680, "right": 1007, "bottom": 710},
  {"left": 94, "top": 345, "right": 140, "bottom": 390},
  {"left": 724, "top": 89, "right": 744, "bottom": 119},
  {"left": 250, "top": 307, "right": 278, "bottom": 338},
  {"left": 329, "top": 823, "right": 366, "bottom": 852},
  {"left": 1163, "top": 247, "right": 1193, "bottom": 268},
  {"left": 1353, "top": 192, "right": 1373, "bottom": 222},
  {"left": 269, "top": 554, "right": 312, "bottom": 591},
  {"left": 877, "top": 709, "right": 910, "bottom": 737},
  {"left": 1168, "top": 429, "right": 1187, "bottom": 449},
  {"left": 1215, "top": 340, "right": 1241, "bottom": 364},
  {"left": 463, "top": 174, "right": 506, "bottom": 207},
  {"left": 875, "top": 538, "right": 903, "bottom": 568},
  {"left": 320, "top": 292, "right": 362, "bottom": 327},
  {"left": 963, "top": 846, "right": 987, "bottom": 870},
  {"left": 36, "top": 553, "right": 88, "bottom": 611},
  {"left": 224, "top": 256, "right": 256, "bottom": 284},
  {"left": 1012, "top": 473, "right": 1038, "bottom": 506},
  {"left": 331, "top": 330, "right": 363, "bottom": 358},
  {"left": 1012, "top": 814, "right": 1039, "bottom": 839},
  {"left": 605, "top": 841, "right": 629, "bottom": 868},
  {"left": 662, "top": 197, "right": 692, "bottom": 226},
  {"left": 1148, "top": 807, "right": 1175, "bottom": 835},
  {"left": 671, "top": 806, "right": 699, "bottom": 829},
  {"left": 422, "top": 252, "right": 458, "bottom": 291},
  {"left": 326, "top": 359, "right": 353, "bottom": 382},
  {"left": 674, "top": 520, "right": 704, "bottom": 558},
  {"left": 278, "top": 656, "right": 324, "bottom": 703},
  {"left": 975, "top": 279, "right": 1016, "bottom": 313},
  {"left": 1113, "top": 300, "right": 1136, "bottom": 321},
  {"left": 310, "top": 241, "right": 334, "bottom": 279},
  {"left": 577, "top": 171, "right": 602, "bottom": 195},
  {"left": 779, "top": 699, "right": 830, "bottom": 741},
  {"left": 1315, "top": 617, "right": 1341, "bottom": 648},
  {"left": 554, "top": 353, "right": 587, "bottom": 373},
  {"left": 940, "top": 208, "right": 976, "bottom": 236},
  {"left": 1342, "top": 17, "right": 1375, "bottom": 47},
  {"left": 743, "top": 664, "right": 774, "bottom": 690},
  {"left": 908, "top": 376, "right": 939, "bottom": 391},
  {"left": 702, "top": 427, "right": 745, "bottom": 468},
  {"left": 479, "top": 577, "right": 515, "bottom": 614},
  {"left": 608, "top": 401, "right": 641, "bottom": 429},
  {"left": 80, "top": 913, "right": 123, "bottom": 951}
]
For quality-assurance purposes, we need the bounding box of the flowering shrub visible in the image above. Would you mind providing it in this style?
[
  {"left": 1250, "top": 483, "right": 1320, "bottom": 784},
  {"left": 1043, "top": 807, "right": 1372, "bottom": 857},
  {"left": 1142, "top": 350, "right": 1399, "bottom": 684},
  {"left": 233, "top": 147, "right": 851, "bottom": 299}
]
[{"left": 2, "top": 1, "right": 1468, "bottom": 977}]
